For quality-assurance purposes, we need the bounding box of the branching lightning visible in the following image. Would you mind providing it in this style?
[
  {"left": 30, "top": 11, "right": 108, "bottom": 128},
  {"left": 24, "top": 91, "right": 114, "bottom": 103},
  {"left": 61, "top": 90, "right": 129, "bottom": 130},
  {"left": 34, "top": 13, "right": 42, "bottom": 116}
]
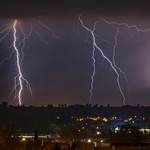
[
  {"left": 85, "top": 16, "right": 150, "bottom": 105},
  {"left": 2, "top": 15, "right": 149, "bottom": 106},
  {"left": 0, "top": 24, "right": 13, "bottom": 42},
  {"left": 0, "top": 18, "right": 61, "bottom": 105},
  {"left": 89, "top": 22, "right": 97, "bottom": 104},
  {"left": 13, "top": 20, "right": 32, "bottom": 106},
  {"left": 38, "top": 20, "right": 62, "bottom": 43},
  {"left": 100, "top": 17, "right": 150, "bottom": 33},
  {"left": 0, "top": 25, "right": 14, "bottom": 66},
  {"left": 78, "top": 15, "right": 126, "bottom": 105},
  {"left": 99, "top": 16, "right": 150, "bottom": 104},
  {"left": 112, "top": 28, "right": 131, "bottom": 103},
  {"left": 89, "top": 43, "right": 96, "bottom": 104},
  {"left": 34, "top": 23, "right": 51, "bottom": 50}
]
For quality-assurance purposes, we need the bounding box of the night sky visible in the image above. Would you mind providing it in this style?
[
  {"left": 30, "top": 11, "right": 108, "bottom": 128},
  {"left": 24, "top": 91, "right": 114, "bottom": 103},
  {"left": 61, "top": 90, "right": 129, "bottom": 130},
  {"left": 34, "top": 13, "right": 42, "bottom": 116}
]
[{"left": 0, "top": 0, "right": 150, "bottom": 106}]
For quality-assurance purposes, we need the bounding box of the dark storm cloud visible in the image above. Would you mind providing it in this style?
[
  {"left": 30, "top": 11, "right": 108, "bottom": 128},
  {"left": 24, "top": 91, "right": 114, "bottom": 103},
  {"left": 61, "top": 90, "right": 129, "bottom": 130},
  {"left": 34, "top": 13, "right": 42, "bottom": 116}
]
[{"left": 0, "top": 0, "right": 150, "bottom": 18}]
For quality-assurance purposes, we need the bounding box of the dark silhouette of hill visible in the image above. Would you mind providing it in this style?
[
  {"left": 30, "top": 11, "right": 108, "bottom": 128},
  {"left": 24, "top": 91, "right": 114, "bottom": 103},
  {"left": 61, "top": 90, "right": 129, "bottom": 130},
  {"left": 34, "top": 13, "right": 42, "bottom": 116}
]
[{"left": 0, "top": 102, "right": 149, "bottom": 133}]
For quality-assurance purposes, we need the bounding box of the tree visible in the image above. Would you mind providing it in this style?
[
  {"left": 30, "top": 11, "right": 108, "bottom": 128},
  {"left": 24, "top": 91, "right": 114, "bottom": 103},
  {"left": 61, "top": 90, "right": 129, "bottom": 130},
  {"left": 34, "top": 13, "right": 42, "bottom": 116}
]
[
  {"left": 0, "top": 124, "right": 21, "bottom": 150},
  {"left": 53, "top": 142, "right": 61, "bottom": 150},
  {"left": 94, "top": 104, "right": 98, "bottom": 107},
  {"left": 0, "top": 102, "right": 8, "bottom": 108},
  {"left": 108, "top": 124, "right": 144, "bottom": 143},
  {"left": 67, "top": 131, "right": 75, "bottom": 142},
  {"left": 47, "top": 104, "right": 53, "bottom": 107},
  {"left": 70, "top": 142, "right": 78, "bottom": 150},
  {"left": 49, "top": 124, "right": 62, "bottom": 134},
  {"left": 119, "top": 124, "right": 142, "bottom": 143}
]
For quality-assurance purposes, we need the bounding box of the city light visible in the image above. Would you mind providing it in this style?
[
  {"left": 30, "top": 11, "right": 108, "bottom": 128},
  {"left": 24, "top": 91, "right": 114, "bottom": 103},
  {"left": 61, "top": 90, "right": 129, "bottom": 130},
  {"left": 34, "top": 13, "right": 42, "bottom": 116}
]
[
  {"left": 96, "top": 131, "right": 101, "bottom": 135},
  {"left": 21, "top": 137, "right": 26, "bottom": 141}
]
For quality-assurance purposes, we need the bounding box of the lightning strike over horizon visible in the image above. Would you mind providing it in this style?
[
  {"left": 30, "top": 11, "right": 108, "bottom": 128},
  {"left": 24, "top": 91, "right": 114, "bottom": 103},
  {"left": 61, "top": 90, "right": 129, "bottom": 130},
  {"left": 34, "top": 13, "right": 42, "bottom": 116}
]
[
  {"left": 89, "top": 21, "right": 100, "bottom": 104},
  {"left": 0, "top": 18, "right": 62, "bottom": 106},
  {"left": 112, "top": 28, "right": 131, "bottom": 103},
  {"left": 13, "top": 20, "right": 32, "bottom": 106},
  {"left": 99, "top": 16, "right": 150, "bottom": 104},
  {"left": 78, "top": 15, "right": 126, "bottom": 105},
  {"left": 1, "top": 13, "right": 149, "bottom": 106},
  {"left": 89, "top": 43, "right": 96, "bottom": 104}
]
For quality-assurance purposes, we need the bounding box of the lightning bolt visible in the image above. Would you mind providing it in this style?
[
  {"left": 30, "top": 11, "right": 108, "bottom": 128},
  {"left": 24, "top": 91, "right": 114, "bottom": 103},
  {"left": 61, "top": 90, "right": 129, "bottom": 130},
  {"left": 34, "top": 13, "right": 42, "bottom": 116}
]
[
  {"left": 13, "top": 20, "right": 32, "bottom": 106},
  {"left": 100, "top": 17, "right": 150, "bottom": 32},
  {"left": 0, "top": 24, "right": 13, "bottom": 42},
  {"left": 89, "top": 38, "right": 96, "bottom": 104},
  {"left": 78, "top": 15, "right": 126, "bottom": 105},
  {"left": 89, "top": 21, "right": 99, "bottom": 104},
  {"left": 73, "top": 20, "right": 97, "bottom": 104},
  {"left": 112, "top": 28, "right": 131, "bottom": 103},
  {"left": 34, "top": 23, "right": 52, "bottom": 49},
  {"left": 0, "top": 24, "right": 14, "bottom": 66},
  {"left": 0, "top": 18, "right": 61, "bottom": 106},
  {"left": 37, "top": 20, "right": 62, "bottom": 43},
  {"left": 0, "top": 20, "right": 33, "bottom": 105},
  {"left": 100, "top": 16, "right": 150, "bottom": 104}
]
